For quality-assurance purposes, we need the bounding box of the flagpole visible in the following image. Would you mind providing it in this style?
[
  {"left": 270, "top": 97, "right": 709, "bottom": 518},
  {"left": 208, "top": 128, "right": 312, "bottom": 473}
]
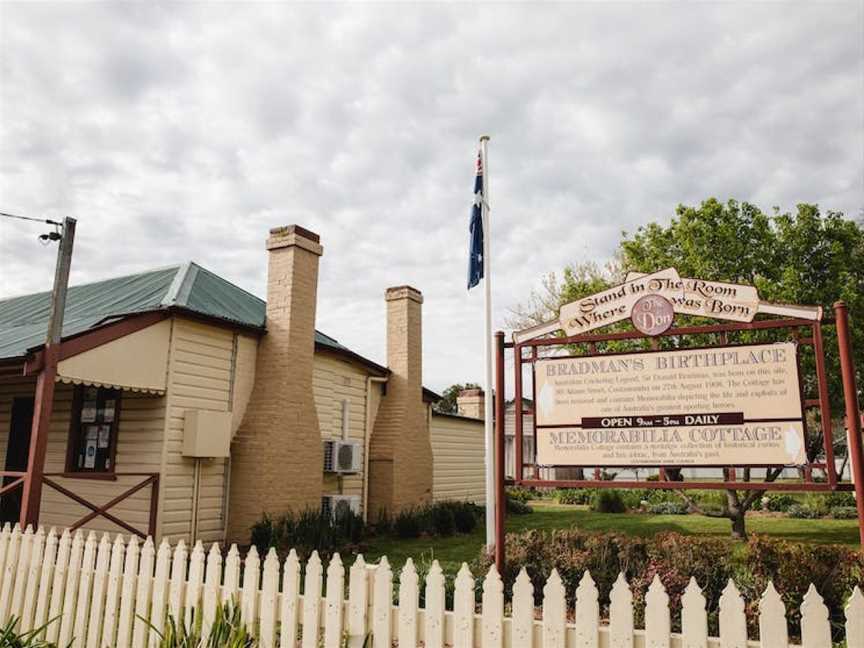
[{"left": 480, "top": 135, "right": 495, "bottom": 549}]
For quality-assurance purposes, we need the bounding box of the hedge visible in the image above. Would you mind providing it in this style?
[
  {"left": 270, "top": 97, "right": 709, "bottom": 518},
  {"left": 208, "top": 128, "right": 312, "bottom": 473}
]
[{"left": 475, "top": 529, "right": 863, "bottom": 642}]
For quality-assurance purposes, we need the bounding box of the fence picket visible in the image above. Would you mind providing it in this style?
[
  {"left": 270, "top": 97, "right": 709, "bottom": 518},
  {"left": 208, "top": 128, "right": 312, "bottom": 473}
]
[
  {"left": 681, "top": 577, "right": 707, "bottom": 648},
  {"left": 347, "top": 555, "right": 369, "bottom": 648},
  {"left": 511, "top": 568, "right": 534, "bottom": 648},
  {"left": 846, "top": 586, "right": 864, "bottom": 648},
  {"left": 609, "top": 572, "right": 634, "bottom": 648},
  {"left": 0, "top": 524, "right": 10, "bottom": 604},
  {"left": 482, "top": 564, "right": 504, "bottom": 648},
  {"left": 115, "top": 536, "right": 139, "bottom": 648},
  {"left": 424, "top": 560, "right": 446, "bottom": 648},
  {"left": 0, "top": 524, "right": 22, "bottom": 621},
  {"left": 72, "top": 531, "right": 98, "bottom": 648},
  {"left": 322, "top": 553, "right": 345, "bottom": 648},
  {"left": 9, "top": 525, "right": 34, "bottom": 623},
  {"left": 47, "top": 529, "right": 73, "bottom": 644},
  {"left": 574, "top": 571, "right": 599, "bottom": 648},
  {"left": 20, "top": 526, "right": 45, "bottom": 631},
  {"left": 371, "top": 556, "right": 392, "bottom": 648},
  {"left": 800, "top": 584, "right": 831, "bottom": 648},
  {"left": 279, "top": 549, "right": 301, "bottom": 648},
  {"left": 31, "top": 527, "right": 56, "bottom": 634},
  {"left": 645, "top": 574, "right": 670, "bottom": 648},
  {"left": 758, "top": 581, "right": 787, "bottom": 648},
  {"left": 452, "top": 563, "right": 475, "bottom": 648},
  {"left": 301, "top": 551, "right": 323, "bottom": 648},
  {"left": 147, "top": 538, "right": 172, "bottom": 648},
  {"left": 100, "top": 535, "right": 126, "bottom": 648},
  {"left": 539, "top": 569, "right": 564, "bottom": 648},
  {"left": 185, "top": 541, "right": 205, "bottom": 631},
  {"left": 85, "top": 533, "right": 112, "bottom": 648},
  {"left": 397, "top": 558, "right": 418, "bottom": 648},
  {"left": 201, "top": 544, "right": 223, "bottom": 642},
  {"left": 241, "top": 545, "right": 260, "bottom": 632},
  {"left": 223, "top": 544, "right": 242, "bottom": 607},
  {"left": 258, "top": 548, "right": 280, "bottom": 648},
  {"left": 167, "top": 539, "right": 189, "bottom": 626},
  {"left": 129, "top": 537, "right": 153, "bottom": 648},
  {"left": 719, "top": 579, "right": 747, "bottom": 648}
]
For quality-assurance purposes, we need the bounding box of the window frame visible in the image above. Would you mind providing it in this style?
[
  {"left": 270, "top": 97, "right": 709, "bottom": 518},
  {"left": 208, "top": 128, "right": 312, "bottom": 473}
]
[{"left": 65, "top": 385, "right": 122, "bottom": 477}]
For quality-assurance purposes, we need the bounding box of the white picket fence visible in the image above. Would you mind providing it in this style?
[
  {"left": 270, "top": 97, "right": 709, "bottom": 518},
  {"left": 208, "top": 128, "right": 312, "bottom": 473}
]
[{"left": 0, "top": 524, "right": 862, "bottom": 648}]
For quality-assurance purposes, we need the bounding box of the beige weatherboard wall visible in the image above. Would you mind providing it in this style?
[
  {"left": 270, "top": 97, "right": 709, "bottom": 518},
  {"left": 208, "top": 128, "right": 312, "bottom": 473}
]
[
  {"left": 535, "top": 341, "right": 806, "bottom": 467},
  {"left": 430, "top": 411, "right": 485, "bottom": 504}
]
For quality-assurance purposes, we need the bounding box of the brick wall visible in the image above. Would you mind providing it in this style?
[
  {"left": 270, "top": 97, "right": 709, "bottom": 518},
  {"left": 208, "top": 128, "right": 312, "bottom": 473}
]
[
  {"left": 367, "top": 286, "right": 433, "bottom": 517},
  {"left": 227, "top": 225, "right": 324, "bottom": 543}
]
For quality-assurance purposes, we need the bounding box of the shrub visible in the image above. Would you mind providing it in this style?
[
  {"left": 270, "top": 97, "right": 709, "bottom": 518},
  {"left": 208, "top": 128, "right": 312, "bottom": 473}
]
[
  {"left": 452, "top": 503, "right": 479, "bottom": 533},
  {"left": 476, "top": 528, "right": 864, "bottom": 642},
  {"left": 506, "top": 498, "right": 533, "bottom": 515},
  {"left": 429, "top": 503, "right": 456, "bottom": 536},
  {"left": 787, "top": 504, "right": 821, "bottom": 519},
  {"left": 0, "top": 616, "right": 60, "bottom": 648},
  {"left": 394, "top": 507, "right": 425, "bottom": 538},
  {"left": 763, "top": 493, "right": 797, "bottom": 512},
  {"left": 590, "top": 489, "right": 627, "bottom": 513},
  {"left": 506, "top": 487, "right": 534, "bottom": 504},
  {"left": 830, "top": 506, "right": 858, "bottom": 519},
  {"left": 824, "top": 491, "right": 857, "bottom": 508},
  {"left": 743, "top": 536, "right": 864, "bottom": 640},
  {"left": 149, "top": 601, "right": 257, "bottom": 647},
  {"left": 251, "top": 507, "right": 365, "bottom": 561},
  {"left": 555, "top": 488, "right": 592, "bottom": 505},
  {"left": 648, "top": 501, "right": 690, "bottom": 515}
]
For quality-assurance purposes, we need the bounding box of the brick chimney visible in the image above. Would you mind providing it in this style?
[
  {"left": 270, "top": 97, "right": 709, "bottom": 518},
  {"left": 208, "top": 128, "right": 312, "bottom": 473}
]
[
  {"left": 228, "top": 225, "right": 324, "bottom": 542},
  {"left": 456, "top": 388, "right": 485, "bottom": 419},
  {"left": 367, "top": 286, "right": 433, "bottom": 517}
]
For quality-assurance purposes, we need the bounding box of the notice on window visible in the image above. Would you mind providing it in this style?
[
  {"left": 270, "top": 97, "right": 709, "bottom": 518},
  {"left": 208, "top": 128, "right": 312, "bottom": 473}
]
[
  {"left": 98, "top": 425, "right": 111, "bottom": 449},
  {"left": 84, "top": 440, "right": 97, "bottom": 469},
  {"left": 103, "top": 399, "right": 116, "bottom": 422},
  {"left": 81, "top": 401, "right": 97, "bottom": 423},
  {"left": 534, "top": 342, "right": 805, "bottom": 467}
]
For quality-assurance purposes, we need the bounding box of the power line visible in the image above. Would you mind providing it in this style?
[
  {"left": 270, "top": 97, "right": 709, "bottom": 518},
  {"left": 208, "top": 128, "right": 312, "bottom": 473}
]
[{"left": 0, "top": 211, "right": 63, "bottom": 226}]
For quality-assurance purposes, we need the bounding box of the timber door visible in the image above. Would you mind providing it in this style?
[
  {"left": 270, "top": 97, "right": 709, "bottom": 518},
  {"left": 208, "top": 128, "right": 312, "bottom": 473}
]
[{"left": 0, "top": 397, "right": 34, "bottom": 524}]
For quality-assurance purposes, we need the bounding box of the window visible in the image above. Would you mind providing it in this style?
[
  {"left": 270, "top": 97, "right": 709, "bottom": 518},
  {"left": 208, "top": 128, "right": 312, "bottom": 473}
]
[{"left": 67, "top": 386, "right": 121, "bottom": 473}]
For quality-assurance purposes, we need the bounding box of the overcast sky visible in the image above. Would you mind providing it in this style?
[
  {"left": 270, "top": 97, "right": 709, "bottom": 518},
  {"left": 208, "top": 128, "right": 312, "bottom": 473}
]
[{"left": 1, "top": 2, "right": 862, "bottom": 391}]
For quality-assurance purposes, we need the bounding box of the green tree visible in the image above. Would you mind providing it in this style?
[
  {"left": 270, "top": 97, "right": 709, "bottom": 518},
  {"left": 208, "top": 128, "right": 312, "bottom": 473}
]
[
  {"left": 433, "top": 383, "right": 481, "bottom": 414},
  {"left": 511, "top": 198, "right": 864, "bottom": 538}
]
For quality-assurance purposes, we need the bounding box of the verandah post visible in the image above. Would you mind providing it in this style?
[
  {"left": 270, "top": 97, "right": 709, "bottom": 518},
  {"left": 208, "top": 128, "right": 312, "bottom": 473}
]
[
  {"left": 21, "top": 216, "right": 76, "bottom": 529},
  {"left": 834, "top": 301, "right": 864, "bottom": 547}
]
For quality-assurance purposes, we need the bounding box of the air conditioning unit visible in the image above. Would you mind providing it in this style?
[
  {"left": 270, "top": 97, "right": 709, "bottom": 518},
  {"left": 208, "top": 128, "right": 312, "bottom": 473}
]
[
  {"left": 322, "top": 439, "right": 362, "bottom": 473},
  {"left": 321, "top": 494, "right": 361, "bottom": 520}
]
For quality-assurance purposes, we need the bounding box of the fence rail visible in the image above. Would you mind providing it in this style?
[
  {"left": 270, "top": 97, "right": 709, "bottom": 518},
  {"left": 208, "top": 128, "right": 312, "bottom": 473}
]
[{"left": 0, "top": 524, "right": 861, "bottom": 648}]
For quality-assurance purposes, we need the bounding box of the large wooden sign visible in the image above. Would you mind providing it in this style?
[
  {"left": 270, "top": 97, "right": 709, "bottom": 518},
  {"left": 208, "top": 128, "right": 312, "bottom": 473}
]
[
  {"left": 534, "top": 342, "right": 806, "bottom": 467},
  {"left": 558, "top": 268, "right": 761, "bottom": 336},
  {"left": 513, "top": 268, "right": 821, "bottom": 343}
]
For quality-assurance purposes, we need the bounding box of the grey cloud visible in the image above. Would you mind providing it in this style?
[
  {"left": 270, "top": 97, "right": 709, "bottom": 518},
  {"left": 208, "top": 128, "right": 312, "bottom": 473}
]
[{"left": 1, "top": 1, "right": 861, "bottom": 390}]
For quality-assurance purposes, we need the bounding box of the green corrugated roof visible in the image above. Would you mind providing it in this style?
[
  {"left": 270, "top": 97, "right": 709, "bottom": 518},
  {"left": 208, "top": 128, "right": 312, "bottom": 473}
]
[{"left": 0, "top": 262, "right": 357, "bottom": 360}]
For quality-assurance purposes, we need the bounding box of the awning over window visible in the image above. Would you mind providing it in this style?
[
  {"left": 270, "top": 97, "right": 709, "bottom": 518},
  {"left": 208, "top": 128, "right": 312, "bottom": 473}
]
[{"left": 56, "top": 320, "right": 171, "bottom": 395}]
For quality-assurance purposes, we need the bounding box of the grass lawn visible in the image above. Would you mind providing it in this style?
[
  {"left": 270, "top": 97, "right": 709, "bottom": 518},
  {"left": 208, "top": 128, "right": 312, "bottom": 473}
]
[{"left": 357, "top": 501, "right": 862, "bottom": 573}]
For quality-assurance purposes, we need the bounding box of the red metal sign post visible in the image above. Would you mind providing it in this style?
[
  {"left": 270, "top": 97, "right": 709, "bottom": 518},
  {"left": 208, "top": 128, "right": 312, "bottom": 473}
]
[
  {"left": 493, "top": 307, "right": 864, "bottom": 572},
  {"left": 834, "top": 301, "right": 864, "bottom": 545}
]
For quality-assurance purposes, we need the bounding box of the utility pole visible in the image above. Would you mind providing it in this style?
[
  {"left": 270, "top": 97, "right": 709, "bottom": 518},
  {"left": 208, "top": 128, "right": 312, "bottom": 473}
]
[{"left": 20, "top": 216, "right": 76, "bottom": 528}]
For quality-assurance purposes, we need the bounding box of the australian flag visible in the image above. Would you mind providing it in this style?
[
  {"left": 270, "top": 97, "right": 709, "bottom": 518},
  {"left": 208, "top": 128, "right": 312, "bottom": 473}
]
[{"left": 467, "top": 151, "right": 484, "bottom": 289}]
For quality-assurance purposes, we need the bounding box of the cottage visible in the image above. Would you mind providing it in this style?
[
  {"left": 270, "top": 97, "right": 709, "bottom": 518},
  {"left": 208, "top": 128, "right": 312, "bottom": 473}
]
[{"left": 0, "top": 225, "right": 485, "bottom": 544}]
